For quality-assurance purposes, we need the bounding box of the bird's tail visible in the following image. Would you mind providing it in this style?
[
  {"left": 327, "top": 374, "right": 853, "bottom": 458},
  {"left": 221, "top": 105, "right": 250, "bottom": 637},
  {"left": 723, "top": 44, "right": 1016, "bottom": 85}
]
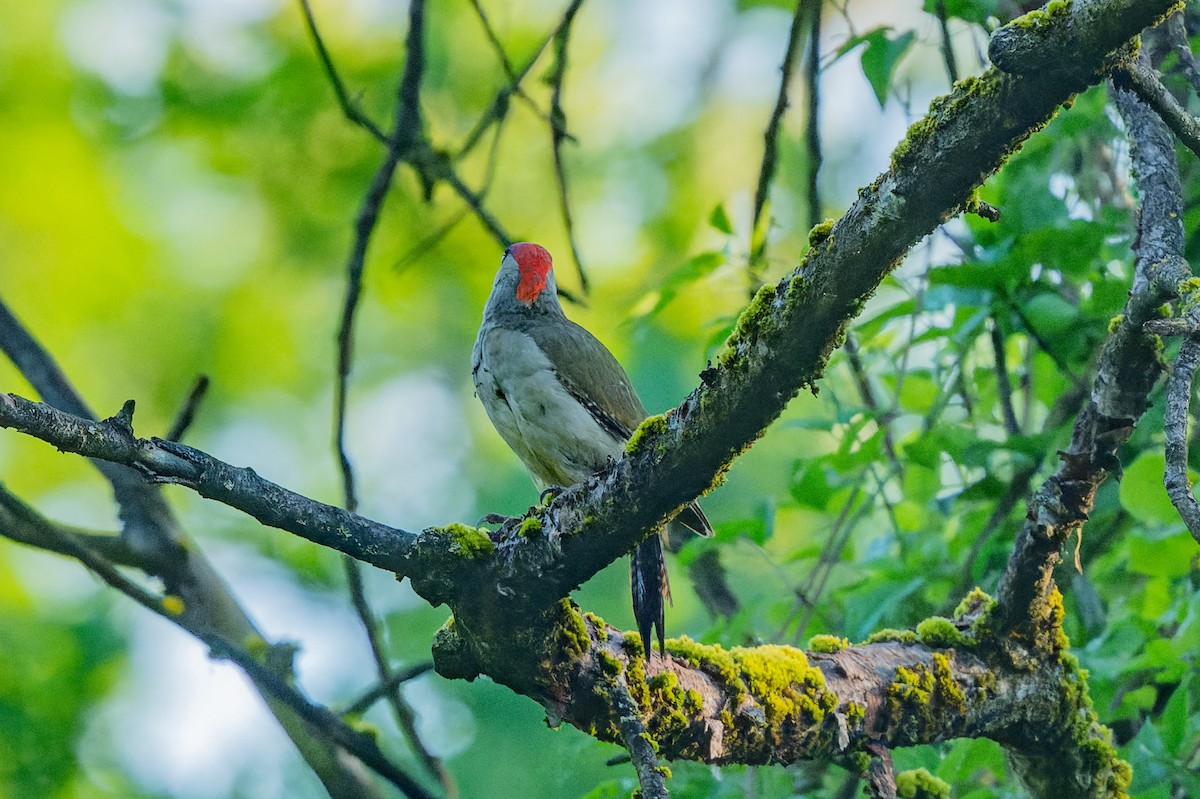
[{"left": 631, "top": 533, "right": 669, "bottom": 657}]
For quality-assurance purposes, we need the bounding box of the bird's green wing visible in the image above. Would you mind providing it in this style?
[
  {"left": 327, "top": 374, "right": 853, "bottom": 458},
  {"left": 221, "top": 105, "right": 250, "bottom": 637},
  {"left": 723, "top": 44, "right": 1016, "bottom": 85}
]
[{"left": 521, "top": 316, "right": 648, "bottom": 439}]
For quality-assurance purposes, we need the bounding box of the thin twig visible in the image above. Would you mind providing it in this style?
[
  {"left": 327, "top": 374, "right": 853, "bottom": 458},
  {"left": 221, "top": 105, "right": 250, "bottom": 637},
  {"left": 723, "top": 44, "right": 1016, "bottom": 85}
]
[
  {"left": 335, "top": 0, "right": 429, "bottom": 513},
  {"left": 298, "top": 0, "right": 389, "bottom": 144},
  {"left": 933, "top": 0, "right": 959, "bottom": 85},
  {"left": 805, "top": 0, "right": 823, "bottom": 231},
  {"left": 469, "top": 0, "right": 519, "bottom": 82},
  {"left": 344, "top": 556, "right": 457, "bottom": 795},
  {"left": 547, "top": 0, "right": 589, "bottom": 295},
  {"left": 610, "top": 677, "right": 669, "bottom": 799},
  {"left": 843, "top": 334, "right": 899, "bottom": 467},
  {"left": 750, "top": 0, "right": 812, "bottom": 288},
  {"left": 0, "top": 483, "right": 145, "bottom": 567},
  {"left": 863, "top": 740, "right": 897, "bottom": 799},
  {"left": 0, "top": 486, "right": 437, "bottom": 799},
  {"left": 325, "top": 3, "right": 453, "bottom": 790},
  {"left": 340, "top": 661, "right": 435, "bottom": 717},
  {"left": 166, "top": 374, "right": 210, "bottom": 442},
  {"left": 989, "top": 319, "right": 1020, "bottom": 435}
]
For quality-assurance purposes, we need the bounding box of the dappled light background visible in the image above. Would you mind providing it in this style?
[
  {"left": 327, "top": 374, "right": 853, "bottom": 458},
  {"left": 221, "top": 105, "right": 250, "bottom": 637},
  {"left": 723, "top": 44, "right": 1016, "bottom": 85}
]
[{"left": 3, "top": 1, "right": 1190, "bottom": 798}]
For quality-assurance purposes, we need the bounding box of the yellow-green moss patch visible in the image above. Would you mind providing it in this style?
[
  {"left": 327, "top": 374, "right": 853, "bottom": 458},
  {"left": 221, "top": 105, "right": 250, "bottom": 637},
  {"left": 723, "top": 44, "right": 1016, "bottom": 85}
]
[
  {"left": 808, "top": 634, "right": 850, "bottom": 654},
  {"left": 625, "top": 413, "right": 669, "bottom": 456},
  {"left": 597, "top": 650, "right": 623, "bottom": 676},
  {"left": 441, "top": 522, "right": 495, "bottom": 558},
  {"left": 915, "top": 617, "right": 968, "bottom": 648},
  {"left": 518, "top": 516, "right": 542, "bottom": 537},
  {"left": 865, "top": 628, "right": 918, "bottom": 645}
]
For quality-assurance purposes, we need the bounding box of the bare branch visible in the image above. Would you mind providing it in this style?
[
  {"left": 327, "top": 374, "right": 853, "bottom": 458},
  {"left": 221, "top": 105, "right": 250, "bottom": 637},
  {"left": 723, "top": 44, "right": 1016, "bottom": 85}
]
[
  {"left": 0, "top": 483, "right": 145, "bottom": 568},
  {"left": 1113, "top": 58, "right": 1200, "bottom": 160},
  {"left": 611, "top": 678, "right": 669, "bottom": 799},
  {"left": 0, "top": 301, "right": 390, "bottom": 798},
  {"left": 1162, "top": 318, "right": 1200, "bottom": 543},
  {"left": 863, "top": 740, "right": 896, "bottom": 799},
  {"left": 993, "top": 44, "right": 1190, "bottom": 645},
  {"left": 0, "top": 393, "right": 427, "bottom": 576}
]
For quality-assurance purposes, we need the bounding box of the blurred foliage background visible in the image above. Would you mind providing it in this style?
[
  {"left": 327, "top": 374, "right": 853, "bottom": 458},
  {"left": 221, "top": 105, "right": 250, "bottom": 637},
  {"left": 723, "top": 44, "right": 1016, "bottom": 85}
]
[{"left": 1, "top": 0, "right": 1198, "bottom": 797}]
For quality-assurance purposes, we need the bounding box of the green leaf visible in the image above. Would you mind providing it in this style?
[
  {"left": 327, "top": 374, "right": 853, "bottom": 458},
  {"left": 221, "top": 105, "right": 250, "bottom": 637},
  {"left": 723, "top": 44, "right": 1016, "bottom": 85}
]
[
  {"left": 836, "top": 28, "right": 916, "bottom": 107},
  {"left": 635, "top": 251, "right": 726, "bottom": 321},
  {"left": 1128, "top": 530, "right": 1197, "bottom": 579},
  {"left": 1119, "top": 453, "right": 1189, "bottom": 528},
  {"left": 709, "top": 202, "right": 734, "bottom": 235},
  {"left": 1020, "top": 291, "right": 1079, "bottom": 338}
]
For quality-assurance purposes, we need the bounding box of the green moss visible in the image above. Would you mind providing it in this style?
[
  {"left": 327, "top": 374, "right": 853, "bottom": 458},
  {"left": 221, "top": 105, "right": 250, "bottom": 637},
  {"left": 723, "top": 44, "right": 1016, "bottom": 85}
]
[
  {"left": 518, "top": 516, "right": 542, "bottom": 537},
  {"left": 648, "top": 672, "right": 678, "bottom": 692},
  {"left": 244, "top": 634, "right": 270, "bottom": 659},
  {"left": 441, "top": 522, "right": 495, "bottom": 558},
  {"left": 808, "top": 634, "right": 850, "bottom": 654},
  {"left": 732, "top": 644, "right": 829, "bottom": 724},
  {"left": 597, "top": 650, "right": 623, "bottom": 676},
  {"left": 865, "top": 628, "right": 918, "bottom": 645},
  {"left": 953, "top": 587, "right": 996, "bottom": 619},
  {"left": 931, "top": 653, "right": 966, "bottom": 712},
  {"left": 719, "top": 282, "right": 779, "bottom": 366},
  {"left": 626, "top": 655, "right": 650, "bottom": 709},
  {"left": 807, "top": 219, "right": 834, "bottom": 248},
  {"left": 890, "top": 76, "right": 985, "bottom": 170},
  {"left": 666, "top": 636, "right": 741, "bottom": 694},
  {"left": 556, "top": 600, "right": 591, "bottom": 655},
  {"left": 886, "top": 654, "right": 967, "bottom": 739},
  {"left": 655, "top": 765, "right": 672, "bottom": 779},
  {"left": 584, "top": 612, "right": 608, "bottom": 641},
  {"left": 1108, "top": 314, "right": 1124, "bottom": 333},
  {"left": 1048, "top": 652, "right": 1133, "bottom": 797},
  {"left": 845, "top": 701, "right": 866, "bottom": 726},
  {"left": 625, "top": 413, "right": 669, "bottom": 456},
  {"left": 895, "top": 767, "right": 951, "bottom": 799},
  {"left": 916, "top": 617, "right": 968, "bottom": 648},
  {"left": 683, "top": 689, "right": 703, "bottom": 713},
  {"left": 665, "top": 638, "right": 833, "bottom": 736}
]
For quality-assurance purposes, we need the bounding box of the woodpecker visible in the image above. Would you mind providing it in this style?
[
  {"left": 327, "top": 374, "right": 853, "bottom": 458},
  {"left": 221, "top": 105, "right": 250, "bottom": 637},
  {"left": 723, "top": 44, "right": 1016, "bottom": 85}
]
[{"left": 472, "top": 242, "right": 711, "bottom": 655}]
